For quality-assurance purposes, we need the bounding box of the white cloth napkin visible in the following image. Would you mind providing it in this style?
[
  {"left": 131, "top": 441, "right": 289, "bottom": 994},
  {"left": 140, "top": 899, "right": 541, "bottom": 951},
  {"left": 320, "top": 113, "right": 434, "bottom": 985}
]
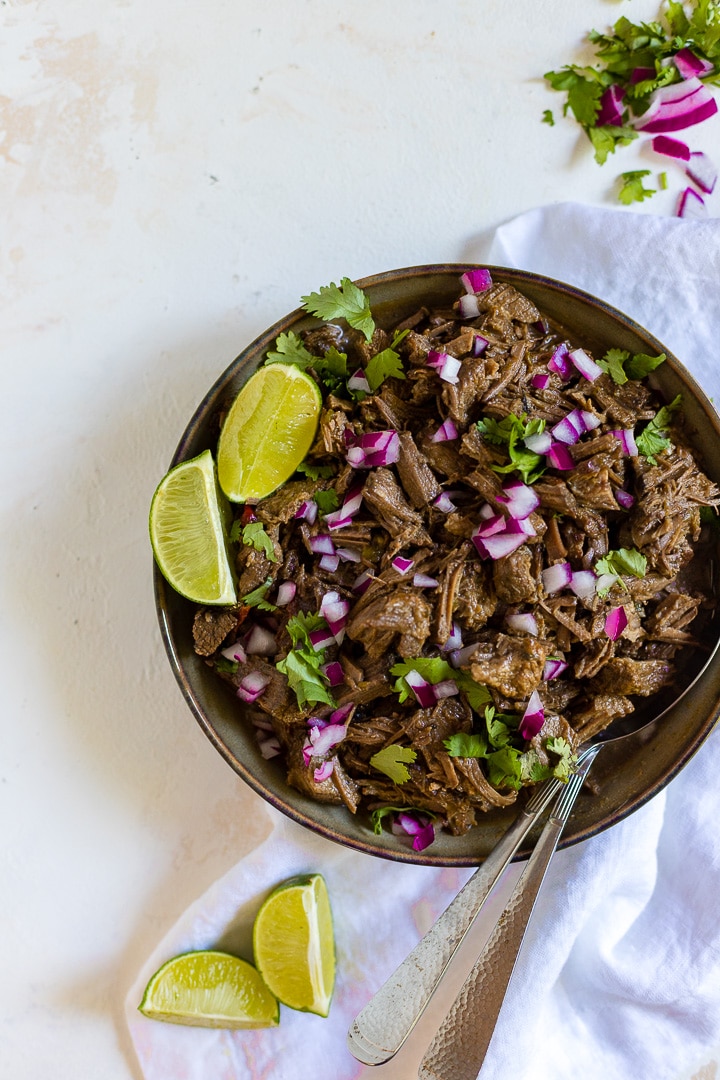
[{"left": 127, "top": 204, "right": 720, "bottom": 1080}]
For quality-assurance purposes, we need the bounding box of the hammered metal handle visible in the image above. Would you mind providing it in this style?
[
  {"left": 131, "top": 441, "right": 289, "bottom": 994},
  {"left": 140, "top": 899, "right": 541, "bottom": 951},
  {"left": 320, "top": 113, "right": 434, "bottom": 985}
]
[
  {"left": 347, "top": 775, "right": 565, "bottom": 1066},
  {"left": 418, "top": 746, "right": 601, "bottom": 1080}
]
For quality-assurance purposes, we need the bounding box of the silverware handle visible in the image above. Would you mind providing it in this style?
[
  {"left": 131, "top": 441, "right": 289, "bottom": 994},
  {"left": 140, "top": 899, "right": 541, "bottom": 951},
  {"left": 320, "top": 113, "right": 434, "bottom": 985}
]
[
  {"left": 418, "top": 746, "right": 601, "bottom": 1080},
  {"left": 347, "top": 775, "right": 565, "bottom": 1066}
]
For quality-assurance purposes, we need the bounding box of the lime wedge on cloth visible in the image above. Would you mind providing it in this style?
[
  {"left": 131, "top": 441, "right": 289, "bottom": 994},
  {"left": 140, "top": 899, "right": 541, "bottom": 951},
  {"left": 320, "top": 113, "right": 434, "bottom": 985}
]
[
  {"left": 139, "top": 950, "right": 279, "bottom": 1028},
  {"left": 149, "top": 449, "right": 236, "bottom": 605},
  {"left": 253, "top": 873, "right": 335, "bottom": 1016},
  {"left": 217, "top": 364, "right": 321, "bottom": 503}
]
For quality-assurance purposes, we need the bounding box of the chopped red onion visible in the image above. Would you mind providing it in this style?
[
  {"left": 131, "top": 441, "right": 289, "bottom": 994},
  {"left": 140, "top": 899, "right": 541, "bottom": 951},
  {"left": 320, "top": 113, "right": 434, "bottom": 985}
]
[
  {"left": 457, "top": 293, "right": 480, "bottom": 318},
  {"left": 548, "top": 343, "right": 571, "bottom": 379},
  {"left": 391, "top": 555, "right": 414, "bottom": 575},
  {"left": 505, "top": 516, "right": 536, "bottom": 538},
  {"left": 610, "top": 428, "right": 638, "bottom": 456},
  {"left": 413, "top": 573, "right": 439, "bottom": 588},
  {"left": 686, "top": 150, "right": 718, "bottom": 194},
  {"left": 673, "top": 47, "right": 714, "bottom": 80},
  {"left": 347, "top": 369, "right": 371, "bottom": 393},
  {"left": 352, "top": 569, "right": 373, "bottom": 594},
  {"left": 405, "top": 669, "right": 438, "bottom": 708},
  {"left": 546, "top": 442, "right": 575, "bottom": 471},
  {"left": 221, "top": 641, "right": 247, "bottom": 664},
  {"left": 596, "top": 83, "right": 625, "bottom": 127},
  {"left": 294, "top": 500, "right": 318, "bottom": 524},
  {"left": 320, "top": 594, "right": 350, "bottom": 640},
  {"left": 325, "top": 484, "right": 364, "bottom": 528},
  {"left": 324, "top": 514, "right": 353, "bottom": 531},
  {"left": 497, "top": 478, "right": 540, "bottom": 520},
  {"left": 258, "top": 735, "right": 282, "bottom": 759},
  {"left": 309, "top": 534, "right": 336, "bottom": 556},
  {"left": 569, "top": 348, "right": 603, "bottom": 382},
  {"left": 569, "top": 570, "right": 597, "bottom": 601},
  {"left": 543, "top": 657, "right": 569, "bottom": 681},
  {"left": 597, "top": 572, "right": 619, "bottom": 595},
  {"left": 472, "top": 333, "right": 489, "bottom": 356},
  {"left": 440, "top": 620, "right": 463, "bottom": 651},
  {"left": 519, "top": 690, "right": 545, "bottom": 740},
  {"left": 275, "top": 581, "right": 296, "bottom": 607},
  {"left": 542, "top": 562, "right": 572, "bottom": 594},
  {"left": 321, "top": 661, "right": 346, "bottom": 687},
  {"left": 394, "top": 812, "right": 435, "bottom": 851},
  {"left": 318, "top": 553, "right": 339, "bottom": 572},
  {"left": 303, "top": 718, "right": 349, "bottom": 765},
  {"left": 346, "top": 445, "right": 367, "bottom": 467},
  {"left": 461, "top": 268, "right": 493, "bottom": 294},
  {"left": 605, "top": 606, "right": 628, "bottom": 641},
  {"left": 474, "top": 513, "right": 508, "bottom": 539},
  {"left": 651, "top": 134, "right": 691, "bottom": 161},
  {"left": 245, "top": 624, "right": 277, "bottom": 656},
  {"left": 449, "top": 643, "right": 479, "bottom": 669},
  {"left": 237, "top": 670, "right": 271, "bottom": 703},
  {"left": 634, "top": 77, "right": 718, "bottom": 133},
  {"left": 678, "top": 186, "right": 708, "bottom": 218},
  {"left": 524, "top": 429, "right": 553, "bottom": 454},
  {"left": 433, "top": 679, "right": 460, "bottom": 700},
  {"left": 505, "top": 612, "right": 539, "bottom": 636},
  {"left": 438, "top": 355, "right": 462, "bottom": 384},
  {"left": 530, "top": 372, "right": 551, "bottom": 391},
  {"left": 478, "top": 502, "right": 495, "bottom": 520},
  {"left": 433, "top": 492, "right": 456, "bottom": 513},
  {"left": 615, "top": 489, "right": 635, "bottom": 509},
  {"left": 309, "top": 626, "right": 336, "bottom": 652},
  {"left": 336, "top": 546, "right": 361, "bottom": 563},
  {"left": 473, "top": 531, "right": 527, "bottom": 560},
  {"left": 551, "top": 408, "right": 601, "bottom": 445},
  {"left": 330, "top": 702, "right": 354, "bottom": 725},
  {"left": 431, "top": 417, "right": 459, "bottom": 443},
  {"left": 347, "top": 430, "right": 400, "bottom": 469},
  {"left": 630, "top": 66, "right": 655, "bottom": 84},
  {"left": 313, "top": 760, "right": 335, "bottom": 783}
]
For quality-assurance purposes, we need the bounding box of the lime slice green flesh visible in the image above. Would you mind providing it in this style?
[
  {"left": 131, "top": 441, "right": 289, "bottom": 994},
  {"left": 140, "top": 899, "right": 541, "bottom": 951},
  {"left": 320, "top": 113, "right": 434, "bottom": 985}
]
[
  {"left": 217, "top": 364, "right": 321, "bottom": 503},
  {"left": 150, "top": 449, "right": 236, "bottom": 605},
  {"left": 139, "top": 950, "right": 279, "bottom": 1028},
  {"left": 253, "top": 874, "right": 335, "bottom": 1017}
]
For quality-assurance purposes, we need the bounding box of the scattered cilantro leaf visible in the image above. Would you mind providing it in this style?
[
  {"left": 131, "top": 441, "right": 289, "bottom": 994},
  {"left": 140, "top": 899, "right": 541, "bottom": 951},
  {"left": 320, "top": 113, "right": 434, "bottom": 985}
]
[
  {"left": 276, "top": 650, "right": 334, "bottom": 709},
  {"left": 301, "top": 277, "right": 375, "bottom": 342},
  {"left": 285, "top": 611, "right": 327, "bottom": 650},
  {"left": 587, "top": 125, "right": 638, "bottom": 165},
  {"left": 625, "top": 351, "right": 666, "bottom": 379},
  {"left": 476, "top": 413, "right": 546, "bottom": 484},
  {"left": 237, "top": 521, "right": 278, "bottom": 562},
  {"left": 214, "top": 655, "right": 239, "bottom": 674},
  {"left": 595, "top": 547, "right": 648, "bottom": 592},
  {"left": 364, "top": 329, "right": 409, "bottom": 392},
  {"left": 296, "top": 460, "right": 337, "bottom": 481},
  {"left": 241, "top": 576, "right": 277, "bottom": 611},
  {"left": 544, "top": 66, "right": 606, "bottom": 126},
  {"left": 314, "top": 489, "right": 340, "bottom": 515},
  {"left": 545, "top": 737, "right": 576, "bottom": 781},
  {"left": 636, "top": 394, "right": 682, "bottom": 463},
  {"left": 312, "top": 346, "right": 348, "bottom": 391},
  {"left": 369, "top": 745, "right": 417, "bottom": 784},
  {"left": 265, "top": 330, "right": 316, "bottom": 367},
  {"left": 542, "top": 109, "right": 555, "bottom": 126},
  {"left": 370, "top": 805, "right": 437, "bottom": 834},
  {"left": 390, "top": 658, "right": 491, "bottom": 712},
  {"left": 659, "top": 170, "right": 668, "bottom": 190},
  {"left": 485, "top": 746, "right": 524, "bottom": 790},
  {"left": 598, "top": 348, "right": 666, "bottom": 384},
  {"left": 618, "top": 169, "right": 656, "bottom": 205},
  {"left": 444, "top": 732, "right": 487, "bottom": 758}
]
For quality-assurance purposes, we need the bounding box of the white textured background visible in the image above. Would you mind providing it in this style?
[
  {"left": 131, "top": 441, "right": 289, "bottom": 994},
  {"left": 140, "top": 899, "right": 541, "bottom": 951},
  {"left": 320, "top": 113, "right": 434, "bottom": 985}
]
[{"left": 1, "top": 1, "right": 718, "bottom": 1077}]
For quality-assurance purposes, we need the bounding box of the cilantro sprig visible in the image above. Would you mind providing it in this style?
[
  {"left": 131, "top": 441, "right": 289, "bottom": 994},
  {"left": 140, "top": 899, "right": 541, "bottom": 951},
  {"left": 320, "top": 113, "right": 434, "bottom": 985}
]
[
  {"left": 231, "top": 520, "right": 279, "bottom": 563},
  {"left": 302, "top": 277, "right": 375, "bottom": 343},
  {"left": 595, "top": 547, "right": 648, "bottom": 595},
  {"left": 389, "top": 658, "right": 492, "bottom": 713},
  {"left": 369, "top": 745, "right": 417, "bottom": 784},
  {"left": 617, "top": 170, "right": 656, "bottom": 206},
  {"left": 265, "top": 330, "right": 349, "bottom": 391},
  {"left": 476, "top": 413, "right": 547, "bottom": 484},
  {"left": 364, "top": 329, "right": 409, "bottom": 392},
  {"left": 636, "top": 394, "right": 682, "bottom": 464},
  {"left": 597, "top": 348, "right": 666, "bottom": 384},
  {"left": 275, "top": 612, "right": 335, "bottom": 709},
  {"left": 241, "top": 577, "right": 277, "bottom": 611}
]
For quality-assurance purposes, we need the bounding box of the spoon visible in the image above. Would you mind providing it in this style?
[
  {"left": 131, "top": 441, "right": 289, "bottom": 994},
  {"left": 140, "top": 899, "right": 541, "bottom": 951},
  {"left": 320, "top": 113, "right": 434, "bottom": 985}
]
[{"left": 347, "top": 614, "right": 720, "bottom": 1068}]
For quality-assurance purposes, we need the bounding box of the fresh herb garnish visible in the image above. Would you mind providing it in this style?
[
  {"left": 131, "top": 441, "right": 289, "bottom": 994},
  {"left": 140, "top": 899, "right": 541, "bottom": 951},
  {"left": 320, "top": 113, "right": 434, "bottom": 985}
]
[
  {"left": 542, "top": 109, "right": 555, "bottom": 126},
  {"left": 598, "top": 347, "right": 666, "bottom": 384},
  {"left": 232, "top": 520, "right": 279, "bottom": 563},
  {"left": 276, "top": 611, "right": 335, "bottom": 709},
  {"left": 595, "top": 547, "right": 648, "bottom": 594},
  {"left": 265, "top": 330, "right": 315, "bottom": 367},
  {"left": 636, "top": 394, "right": 682, "bottom": 464},
  {"left": 301, "top": 277, "right": 375, "bottom": 343},
  {"left": 314, "top": 489, "right": 340, "bottom": 515},
  {"left": 390, "top": 658, "right": 492, "bottom": 713},
  {"left": 476, "top": 413, "right": 547, "bottom": 484},
  {"left": 364, "top": 329, "right": 409, "bottom": 392},
  {"left": 241, "top": 576, "right": 277, "bottom": 611},
  {"left": 369, "top": 745, "right": 417, "bottom": 784},
  {"left": 214, "top": 655, "right": 239, "bottom": 674},
  {"left": 370, "top": 805, "right": 437, "bottom": 834},
  {"left": 296, "top": 460, "right": 337, "bottom": 481},
  {"left": 617, "top": 169, "right": 656, "bottom": 205}
]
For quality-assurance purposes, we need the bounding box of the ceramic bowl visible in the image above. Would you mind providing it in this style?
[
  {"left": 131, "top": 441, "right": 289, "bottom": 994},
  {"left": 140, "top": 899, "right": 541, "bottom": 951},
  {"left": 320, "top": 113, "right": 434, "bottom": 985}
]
[{"left": 154, "top": 264, "right": 720, "bottom": 865}]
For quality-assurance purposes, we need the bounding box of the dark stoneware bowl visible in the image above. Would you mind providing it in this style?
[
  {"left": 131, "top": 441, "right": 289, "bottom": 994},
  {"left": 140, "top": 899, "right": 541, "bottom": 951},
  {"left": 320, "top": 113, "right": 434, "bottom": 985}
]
[{"left": 155, "top": 265, "right": 720, "bottom": 866}]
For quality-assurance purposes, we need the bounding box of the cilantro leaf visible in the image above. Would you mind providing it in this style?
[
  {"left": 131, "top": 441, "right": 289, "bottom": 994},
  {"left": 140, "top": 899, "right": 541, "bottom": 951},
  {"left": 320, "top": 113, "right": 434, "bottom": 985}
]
[
  {"left": 595, "top": 547, "right": 647, "bottom": 591},
  {"left": 265, "top": 330, "right": 315, "bottom": 367},
  {"left": 485, "top": 746, "right": 524, "bottom": 790},
  {"left": 618, "top": 169, "right": 656, "bottom": 205},
  {"left": 312, "top": 346, "right": 349, "bottom": 391},
  {"left": 285, "top": 611, "right": 326, "bottom": 650},
  {"left": 598, "top": 348, "right": 630, "bottom": 384},
  {"left": 370, "top": 804, "right": 437, "bottom": 834},
  {"left": 544, "top": 66, "right": 605, "bottom": 126},
  {"left": 296, "top": 460, "right": 337, "bottom": 481},
  {"left": 545, "top": 736, "right": 576, "bottom": 781},
  {"left": 636, "top": 394, "right": 682, "bottom": 464},
  {"left": 214, "top": 655, "right": 239, "bottom": 674},
  {"left": 625, "top": 351, "right": 665, "bottom": 379},
  {"left": 369, "top": 745, "right": 417, "bottom": 784},
  {"left": 238, "top": 521, "right": 278, "bottom": 562},
  {"left": 476, "top": 413, "right": 546, "bottom": 484},
  {"left": 276, "top": 650, "right": 335, "bottom": 709},
  {"left": 301, "top": 277, "right": 375, "bottom": 342},
  {"left": 390, "top": 658, "right": 491, "bottom": 712},
  {"left": 314, "top": 489, "right": 340, "bottom": 515},
  {"left": 444, "top": 732, "right": 486, "bottom": 758},
  {"left": 241, "top": 576, "right": 277, "bottom": 611},
  {"left": 587, "top": 124, "right": 638, "bottom": 165},
  {"left": 364, "top": 329, "right": 409, "bottom": 392},
  {"left": 542, "top": 109, "right": 555, "bottom": 126}
]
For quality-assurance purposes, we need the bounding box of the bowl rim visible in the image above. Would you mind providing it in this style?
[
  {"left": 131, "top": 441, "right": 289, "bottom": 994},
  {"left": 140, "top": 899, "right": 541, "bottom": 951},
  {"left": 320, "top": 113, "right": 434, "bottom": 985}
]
[{"left": 154, "top": 263, "right": 720, "bottom": 865}]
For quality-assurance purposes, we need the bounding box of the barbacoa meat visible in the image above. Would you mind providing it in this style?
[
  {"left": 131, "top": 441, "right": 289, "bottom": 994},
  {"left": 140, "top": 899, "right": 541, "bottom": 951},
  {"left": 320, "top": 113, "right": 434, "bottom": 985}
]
[{"left": 195, "top": 272, "right": 719, "bottom": 842}]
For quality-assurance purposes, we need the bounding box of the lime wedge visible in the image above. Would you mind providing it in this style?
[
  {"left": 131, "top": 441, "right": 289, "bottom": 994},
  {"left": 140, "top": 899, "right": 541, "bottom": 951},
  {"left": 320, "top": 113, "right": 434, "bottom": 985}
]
[
  {"left": 217, "top": 364, "right": 321, "bottom": 503},
  {"left": 139, "top": 950, "right": 279, "bottom": 1028},
  {"left": 252, "top": 873, "right": 335, "bottom": 1017},
  {"left": 149, "top": 449, "right": 236, "bottom": 605}
]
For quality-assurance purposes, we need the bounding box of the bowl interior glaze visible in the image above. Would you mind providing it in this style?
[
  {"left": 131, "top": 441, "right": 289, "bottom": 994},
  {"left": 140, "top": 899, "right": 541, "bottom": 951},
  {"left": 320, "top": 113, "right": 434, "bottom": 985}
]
[{"left": 155, "top": 265, "right": 720, "bottom": 866}]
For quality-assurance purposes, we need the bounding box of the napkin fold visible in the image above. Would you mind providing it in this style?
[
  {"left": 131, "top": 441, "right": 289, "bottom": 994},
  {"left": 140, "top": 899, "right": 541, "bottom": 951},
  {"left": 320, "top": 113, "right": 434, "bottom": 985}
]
[{"left": 128, "top": 204, "right": 720, "bottom": 1080}]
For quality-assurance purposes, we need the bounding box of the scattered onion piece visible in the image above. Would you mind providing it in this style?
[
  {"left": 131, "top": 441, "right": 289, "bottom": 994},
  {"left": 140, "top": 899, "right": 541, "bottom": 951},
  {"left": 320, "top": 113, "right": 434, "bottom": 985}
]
[
  {"left": 530, "top": 372, "right": 551, "bottom": 391},
  {"left": 651, "top": 134, "right": 691, "bottom": 161},
  {"left": 547, "top": 442, "right": 575, "bottom": 471},
  {"left": 405, "top": 670, "right": 438, "bottom": 708},
  {"left": 431, "top": 418, "right": 459, "bottom": 443},
  {"left": 519, "top": 690, "right": 545, "bottom": 740},
  {"left": 505, "top": 612, "right": 539, "bottom": 636},
  {"left": 258, "top": 735, "right": 282, "bottom": 759},
  {"left": 524, "top": 429, "right": 553, "bottom": 454},
  {"left": 309, "top": 626, "right": 336, "bottom": 651},
  {"left": 497, "top": 478, "right": 540, "bottom": 519},
  {"left": 569, "top": 570, "right": 597, "bottom": 601},
  {"left": 461, "top": 268, "right": 493, "bottom": 294},
  {"left": 596, "top": 83, "right": 625, "bottom": 127},
  {"left": 352, "top": 569, "right": 373, "bottom": 594},
  {"left": 275, "top": 581, "right": 296, "bottom": 607},
  {"left": 413, "top": 573, "right": 439, "bottom": 588},
  {"left": 440, "top": 620, "right": 463, "bottom": 651},
  {"left": 473, "top": 531, "right": 527, "bottom": 560},
  {"left": 245, "top": 624, "right": 277, "bottom": 656},
  {"left": 543, "top": 658, "right": 569, "bottom": 681},
  {"left": 236, "top": 671, "right": 271, "bottom": 703},
  {"left": 615, "top": 489, "right": 635, "bottom": 509},
  {"left": 347, "top": 369, "right": 371, "bottom": 394},
  {"left": 294, "top": 500, "right": 318, "bottom": 524},
  {"left": 457, "top": 294, "right": 480, "bottom": 319},
  {"left": 548, "top": 343, "right": 571, "bottom": 379},
  {"left": 393, "top": 812, "right": 435, "bottom": 852},
  {"left": 392, "top": 555, "right": 414, "bottom": 575},
  {"left": 678, "top": 186, "right": 708, "bottom": 218},
  {"left": 221, "top": 641, "right": 247, "bottom": 664},
  {"left": 336, "top": 546, "right": 361, "bottom": 563},
  {"left": 634, "top": 77, "right": 718, "bottom": 133},
  {"left": 321, "top": 661, "right": 345, "bottom": 687},
  {"left": 605, "top": 606, "right": 628, "bottom": 641},
  {"left": 309, "top": 534, "right": 336, "bottom": 556},
  {"left": 472, "top": 333, "right": 489, "bottom": 356},
  {"left": 686, "top": 150, "right": 718, "bottom": 194},
  {"left": 433, "top": 492, "right": 456, "bottom": 513},
  {"left": 610, "top": 429, "right": 638, "bottom": 456},
  {"left": 313, "top": 760, "right": 335, "bottom": 783},
  {"left": 673, "top": 47, "right": 715, "bottom": 80},
  {"left": 569, "top": 348, "right": 603, "bottom": 382},
  {"left": 542, "top": 562, "right": 572, "bottom": 594}
]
